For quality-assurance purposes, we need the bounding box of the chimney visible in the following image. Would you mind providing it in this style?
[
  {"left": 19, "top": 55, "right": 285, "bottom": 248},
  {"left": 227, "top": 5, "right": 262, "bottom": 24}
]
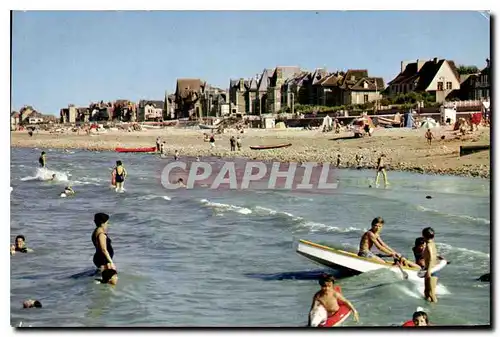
[
  {"left": 433, "top": 57, "right": 438, "bottom": 64},
  {"left": 486, "top": 58, "right": 490, "bottom": 68},
  {"left": 416, "top": 59, "right": 426, "bottom": 72}
]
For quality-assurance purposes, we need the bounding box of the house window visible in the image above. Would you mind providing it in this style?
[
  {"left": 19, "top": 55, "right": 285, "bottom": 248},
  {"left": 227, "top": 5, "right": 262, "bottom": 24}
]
[
  {"left": 446, "top": 82, "right": 452, "bottom": 90},
  {"left": 437, "top": 82, "right": 444, "bottom": 91},
  {"left": 364, "top": 94, "right": 369, "bottom": 103}
]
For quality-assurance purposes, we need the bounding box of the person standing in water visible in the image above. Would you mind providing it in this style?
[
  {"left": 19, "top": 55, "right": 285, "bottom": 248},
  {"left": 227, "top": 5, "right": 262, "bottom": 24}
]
[
  {"left": 91, "top": 213, "right": 116, "bottom": 272},
  {"left": 112, "top": 161, "right": 127, "bottom": 192},
  {"left": 422, "top": 227, "right": 438, "bottom": 303},
  {"left": 38, "top": 151, "right": 46, "bottom": 168},
  {"left": 375, "top": 154, "right": 389, "bottom": 187}
]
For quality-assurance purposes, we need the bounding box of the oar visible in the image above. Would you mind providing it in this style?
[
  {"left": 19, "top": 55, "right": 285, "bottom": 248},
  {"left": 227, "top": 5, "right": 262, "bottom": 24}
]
[{"left": 394, "top": 258, "right": 409, "bottom": 280}]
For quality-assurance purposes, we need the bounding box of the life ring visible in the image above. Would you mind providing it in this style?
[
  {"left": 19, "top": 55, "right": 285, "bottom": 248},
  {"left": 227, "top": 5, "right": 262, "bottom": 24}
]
[
  {"left": 402, "top": 320, "right": 415, "bottom": 327},
  {"left": 318, "top": 286, "right": 353, "bottom": 327}
]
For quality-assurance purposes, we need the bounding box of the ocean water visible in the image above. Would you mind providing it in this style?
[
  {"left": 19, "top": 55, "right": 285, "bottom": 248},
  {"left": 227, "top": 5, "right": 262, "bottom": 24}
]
[{"left": 10, "top": 147, "right": 491, "bottom": 327}]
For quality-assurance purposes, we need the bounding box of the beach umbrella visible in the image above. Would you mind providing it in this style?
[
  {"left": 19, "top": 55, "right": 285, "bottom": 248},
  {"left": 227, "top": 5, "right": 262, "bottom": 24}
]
[{"left": 420, "top": 118, "right": 438, "bottom": 129}]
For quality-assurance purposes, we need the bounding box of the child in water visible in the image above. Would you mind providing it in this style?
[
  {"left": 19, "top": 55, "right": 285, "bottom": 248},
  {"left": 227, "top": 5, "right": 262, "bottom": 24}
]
[{"left": 412, "top": 311, "right": 429, "bottom": 326}]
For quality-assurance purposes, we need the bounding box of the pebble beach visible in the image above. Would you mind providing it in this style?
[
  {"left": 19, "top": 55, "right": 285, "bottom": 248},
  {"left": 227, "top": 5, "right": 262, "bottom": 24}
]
[{"left": 11, "top": 126, "right": 490, "bottom": 178}]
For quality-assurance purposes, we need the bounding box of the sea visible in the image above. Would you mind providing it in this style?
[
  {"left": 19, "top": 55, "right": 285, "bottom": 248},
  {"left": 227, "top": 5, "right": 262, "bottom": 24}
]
[{"left": 10, "top": 147, "right": 491, "bottom": 327}]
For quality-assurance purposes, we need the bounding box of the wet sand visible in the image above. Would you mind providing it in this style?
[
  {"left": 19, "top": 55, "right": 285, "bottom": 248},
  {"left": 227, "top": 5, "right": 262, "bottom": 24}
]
[{"left": 11, "top": 126, "right": 490, "bottom": 178}]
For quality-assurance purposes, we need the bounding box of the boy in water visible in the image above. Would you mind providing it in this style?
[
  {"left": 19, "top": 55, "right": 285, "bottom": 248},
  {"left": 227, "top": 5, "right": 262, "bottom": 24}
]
[
  {"left": 425, "top": 128, "right": 434, "bottom": 145},
  {"left": 375, "top": 154, "right": 389, "bottom": 187},
  {"left": 11, "top": 235, "right": 33, "bottom": 255},
  {"left": 63, "top": 186, "right": 75, "bottom": 195},
  {"left": 422, "top": 227, "right": 439, "bottom": 303},
  {"left": 309, "top": 275, "right": 359, "bottom": 326},
  {"left": 39, "top": 151, "right": 46, "bottom": 168},
  {"left": 358, "top": 217, "right": 401, "bottom": 263},
  {"left": 412, "top": 237, "right": 426, "bottom": 268},
  {"left": 23, "top": 300, "right": 42, "bottom": 309},
  {"left": 411, "top": 311, "right": 429, "bottom": 326},
  {"left": 97, "top": 268, "right": 118, "bottom": 285},
  {"left": 112, "top": 160, "right": 127, "bottom": 192}
]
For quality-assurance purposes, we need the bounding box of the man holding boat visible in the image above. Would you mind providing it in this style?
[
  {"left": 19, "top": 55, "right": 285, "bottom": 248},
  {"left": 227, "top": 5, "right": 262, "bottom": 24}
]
[{"left": 358, "top": 217, "right": 422, "bottom": 269}]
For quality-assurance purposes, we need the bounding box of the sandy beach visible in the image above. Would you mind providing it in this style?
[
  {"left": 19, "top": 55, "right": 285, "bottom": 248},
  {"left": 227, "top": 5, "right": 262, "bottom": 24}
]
[{"left": 11, "top": 126, "right": 490, "bottom": 178}]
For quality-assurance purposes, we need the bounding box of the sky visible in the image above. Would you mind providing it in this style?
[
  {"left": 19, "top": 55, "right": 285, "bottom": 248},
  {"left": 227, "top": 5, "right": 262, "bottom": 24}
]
[{"left": 11, "top": 10, "right": 490, "bottom": 115}]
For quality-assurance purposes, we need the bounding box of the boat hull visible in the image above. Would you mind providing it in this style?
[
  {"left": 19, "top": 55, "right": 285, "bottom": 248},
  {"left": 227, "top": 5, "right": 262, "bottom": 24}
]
[
  {"left": 115, "top": 147, "right": 157, "bottom": 153},
  {"left": 297, "top": 240, "right": 447, "bottom": 279},
  {"left": 249, "top": 143, "right": 292, "bottom": 150}
]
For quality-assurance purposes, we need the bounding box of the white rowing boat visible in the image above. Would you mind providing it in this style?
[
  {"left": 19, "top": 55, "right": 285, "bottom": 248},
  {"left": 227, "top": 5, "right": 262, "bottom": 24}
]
[{"left": 296, "top": 239, "right": 447, "bottom": 280}]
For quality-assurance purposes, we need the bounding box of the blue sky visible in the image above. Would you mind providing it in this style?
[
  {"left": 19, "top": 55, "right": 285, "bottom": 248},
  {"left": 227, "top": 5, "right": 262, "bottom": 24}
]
[{"left": 12, "top": 11, "right": 490, "bottom": 115}]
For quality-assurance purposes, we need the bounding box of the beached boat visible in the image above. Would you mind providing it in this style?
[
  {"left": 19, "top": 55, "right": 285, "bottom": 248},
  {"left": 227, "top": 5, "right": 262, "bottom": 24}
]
[
  {"left": 115, "top": 147, "right": 157, "bottom": 153},
  {"left": 296, "top": 240, "right": 447, "bottom": 279},
  {"left": 249, "top": 143, "right": 292, "bottom": 150},
  {"left": 199, "top": 124, "right": 219, "bottom": 130}
]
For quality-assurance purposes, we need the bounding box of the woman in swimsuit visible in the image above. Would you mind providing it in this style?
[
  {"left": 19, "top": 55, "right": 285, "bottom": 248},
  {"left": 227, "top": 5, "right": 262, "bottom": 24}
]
[
  {"left": 91, "top": 213, "right": 116, "bottom": 271},
  {"left": 112, "top": 160, "right": 127, "bottom": 192}
]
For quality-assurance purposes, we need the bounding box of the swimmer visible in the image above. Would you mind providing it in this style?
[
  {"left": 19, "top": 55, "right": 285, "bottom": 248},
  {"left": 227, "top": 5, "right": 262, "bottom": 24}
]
[
  {"left": 174, "top": 150, "right": 179, "bottom": 161},
  {"left": 176, "top": 178, "right": 186, "bottom": 188},
  {"left": 112, "top": 160, "right": 127, "bottom": 192},
  {"left": 50, "top": 174, "right": 56, "bottom": 181},
  {"left": 23, "top": 300, "right": 42, "bottom": 309},
  {"left": 412, "top": 311, "right": 429, "bottom": 326},
  {"left": 91, "top": 213, "right": 116, "bottom": 272},
  {"left": 97, "top": 268, "right": 118, "bottom": 285},
  {"left": 38, "top": 151, "right": 46, "bottom": 168},
  {"left": 10, "top": 235, "right": 33, "bottom": 255},
  {"left": 64, "top": 186, "right": 75, "bottom": 194}
]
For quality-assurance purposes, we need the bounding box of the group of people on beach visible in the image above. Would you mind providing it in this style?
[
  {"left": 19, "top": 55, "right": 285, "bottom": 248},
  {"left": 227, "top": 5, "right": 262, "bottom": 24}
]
[{"left": 308, "top": 216, "right": 440, "bottom": 327}]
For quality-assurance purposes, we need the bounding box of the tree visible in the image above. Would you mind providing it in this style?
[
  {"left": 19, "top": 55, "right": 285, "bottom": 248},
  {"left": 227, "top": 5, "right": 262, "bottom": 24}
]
[{"left": 457, "top": 65, "right": 480, "bottom": 75}]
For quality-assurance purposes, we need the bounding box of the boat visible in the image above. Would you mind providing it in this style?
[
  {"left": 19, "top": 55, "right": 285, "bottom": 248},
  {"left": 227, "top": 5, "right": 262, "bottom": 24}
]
[
  {"left": 296, "top": 239, "right": 447, "bottom": 279},
  {"left": 249, "top": 143, "right": 292, "bottom": 150},
  {"left": 459, "top": 144, "right": 490, "bottom": 156},
  {"left": 309, "top": 285, "right": 352, "bottom": 327},
  {"left": 115, "top": 147, "right": 157, "bottom": 153},
  {"left": 199, "top": 124, "right": 219, "bottom": 130}
]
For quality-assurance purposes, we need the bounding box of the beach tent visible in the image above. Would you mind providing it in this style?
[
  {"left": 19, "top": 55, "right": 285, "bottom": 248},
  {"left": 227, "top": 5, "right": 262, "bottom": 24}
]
[
  {"left": 403, "top": 111, "right": 414, "bottom": 128},
  {"left": 321, "top": 115, "right": 333, "bottom": 130}
]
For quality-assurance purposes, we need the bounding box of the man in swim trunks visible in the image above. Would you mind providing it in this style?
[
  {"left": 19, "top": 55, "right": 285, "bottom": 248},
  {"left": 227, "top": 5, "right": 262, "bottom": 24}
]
[
  {"left": 10, "top": 235, "right": 33, "bottom": 255},
  {"left": 422, "top": 227, "right": 438, "bottom": 303},
  {"left": 309, "top": 275, "right": 359, "bottom": 325},
  {"left": 425, "top": 128, "right": 434, "bottom": 146},
  {"left": 39, "top": 151, "right": 46, "bottom": 168},
  {"left": 112, "top": 160, "right": 127, "bottom": 192},
  {"left": 375, "top": 154, "right": 389, "bottom": 187},
  {"left": 358, "top": 217, "right": 402, "bottom": 263}
]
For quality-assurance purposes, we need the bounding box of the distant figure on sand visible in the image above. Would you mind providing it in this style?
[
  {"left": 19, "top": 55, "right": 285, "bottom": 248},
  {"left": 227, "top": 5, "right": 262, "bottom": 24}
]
[
  {"left": 38, "top": 151, "right": 46, "bottom": 168},
  {"left": 355, "top": 154, "right": 363, "bottom": 167},
  {"left": 236, "top": 136, "right": 242, "bottom": 150},
  {"left": 336, "top": 154, "right": 341, "bottom": 167},
  {"left": 112, "top": 161, "right": 127, "bottom": 192},
  {"left": 375, "top": 154, "right": 389, "bottom": 187},
  {"left": 91, "top": 213, "right": 116, "bottom": 272},
  {"left": 230, "top": 136, "right": 236, "bottom": 151},
  {"left": 156, "top": 137, "right": 161, "bottom": 152},
  {"left": 425, "top": 129, "right": 434, "bottom": 145},
  {"left": 209, "top": 134, "right": 215, "bottom": 148},
  {"left": 174, "top": 150, "right": 179, "bottom": 161}
]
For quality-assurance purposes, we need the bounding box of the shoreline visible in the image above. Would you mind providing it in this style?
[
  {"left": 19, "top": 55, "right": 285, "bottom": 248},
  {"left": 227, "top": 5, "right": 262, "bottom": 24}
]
[{"left": 10, "top": 127, "right": 490, "bottom": 179}]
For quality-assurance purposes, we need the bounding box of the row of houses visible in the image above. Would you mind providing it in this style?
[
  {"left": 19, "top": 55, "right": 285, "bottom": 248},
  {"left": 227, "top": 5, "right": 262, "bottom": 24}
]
[
  {"left": 10, "top": 106, "right": 58, "bottom": 129},
  {"left": 14, "top": 57, "right": 490, "bottom": 126}
]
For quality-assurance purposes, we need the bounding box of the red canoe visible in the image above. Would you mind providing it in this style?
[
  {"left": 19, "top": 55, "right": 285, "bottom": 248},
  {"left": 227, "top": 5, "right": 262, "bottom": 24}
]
[
  {"left": 115, "top": 147, "right": 157, "bottom": 153},
  {"left": 318, "top": 286, "right": 353, "bottom": 327},
  {"left": 249, "top": 143, "right": 292, "bottom": 150}
]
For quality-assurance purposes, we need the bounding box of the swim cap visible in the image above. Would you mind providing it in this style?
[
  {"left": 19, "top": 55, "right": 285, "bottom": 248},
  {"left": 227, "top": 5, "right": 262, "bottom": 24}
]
[
  {"left": 101, "top": 269, "right": 117, "bottom": 283},
  {"left": 116, "top": 160, "right": 122, "bottom": 166},
  {"left": 94, "top": 213, "right": 110, "bottom": 227}
]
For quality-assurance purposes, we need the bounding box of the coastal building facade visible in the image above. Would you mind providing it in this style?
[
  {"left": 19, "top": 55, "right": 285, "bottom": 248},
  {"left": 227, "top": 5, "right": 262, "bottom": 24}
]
[{"left": 387, "top": 58, "right": 461, "bottom": 103}]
